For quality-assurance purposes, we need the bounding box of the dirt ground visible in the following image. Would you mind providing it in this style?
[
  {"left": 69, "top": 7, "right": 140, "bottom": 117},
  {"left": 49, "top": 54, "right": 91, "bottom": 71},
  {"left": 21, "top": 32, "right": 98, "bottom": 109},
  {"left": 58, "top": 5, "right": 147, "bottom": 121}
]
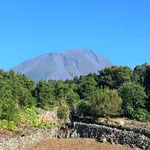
[{"left": 21, "top": 138, "right": 138, "bottom": 150}]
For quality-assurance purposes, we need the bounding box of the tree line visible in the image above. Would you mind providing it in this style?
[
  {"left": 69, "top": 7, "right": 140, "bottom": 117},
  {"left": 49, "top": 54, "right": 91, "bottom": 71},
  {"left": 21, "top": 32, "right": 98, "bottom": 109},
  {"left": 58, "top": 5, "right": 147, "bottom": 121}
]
[{"left": 0, "top": 63, "right": 150, "bottom": 128}]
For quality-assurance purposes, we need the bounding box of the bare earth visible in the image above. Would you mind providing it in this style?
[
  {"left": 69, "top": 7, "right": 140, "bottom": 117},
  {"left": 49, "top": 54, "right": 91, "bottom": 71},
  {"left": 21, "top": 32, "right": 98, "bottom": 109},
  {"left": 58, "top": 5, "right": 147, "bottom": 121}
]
[{"left": 21, "top": 138, "right": 138, "bottom": 150}]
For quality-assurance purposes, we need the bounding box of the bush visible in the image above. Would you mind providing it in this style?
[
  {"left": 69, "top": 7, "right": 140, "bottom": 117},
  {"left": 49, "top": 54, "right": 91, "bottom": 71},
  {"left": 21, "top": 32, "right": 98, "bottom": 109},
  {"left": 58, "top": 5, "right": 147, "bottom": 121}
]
[
  {"left": 0, "top": 120, "right": 8, "bottom": 129},
  {"left": 24, "top": 107, "right": 40, "bottom": 127},
  {"left": 57, "top": 103, "right": 69, "bottom": 120},
  {"left": 132, "top": 109, "right": 150, "bottom": 122},
  {"left": 16, "top": 107, "right": 40, "bottom": 128},
  {"left": 78, "top": 100, "right": 91, "bottom": 117},
  {"left": 8, "top": 121, "right": 17, "bottom": 131},
  {"left": 36, "top": 122, "right": 53, "bottom": 129},
  {"left": 118, "top": 82, "right": 147, "bottom": 118},
  {"left": 0, "top": 120, "right": 17, "bottom": 131},
  {"left": 89, "top": 87, "right": 123, "bottom": 118}
]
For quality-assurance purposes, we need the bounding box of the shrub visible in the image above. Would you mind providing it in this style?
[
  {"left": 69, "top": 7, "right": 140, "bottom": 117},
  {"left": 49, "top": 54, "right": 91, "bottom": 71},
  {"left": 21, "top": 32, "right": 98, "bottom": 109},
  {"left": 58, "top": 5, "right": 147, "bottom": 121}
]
[
  {"left": 90, "top": 87, "right": 123, "bottom": 118},
  {"left": 8, "top": 121, "right": 17, "bottom": 131},
  {"left": 37, "top": 122, "right": 53, "bottom": 129},
  {"left": 78, "top": 100, "right": 91, "bottom": 117},
  {"left": 57, "top": 103, "right": 69, "bottom": 120},
  {"left": 118, "top": 82, "right": 147, "bottom": 118},
  {"left": 132, "top": 109, "right": 150, "bottom": 122},
  {"left": 0, "top": 120, "right": 8, "bottom": 129}
]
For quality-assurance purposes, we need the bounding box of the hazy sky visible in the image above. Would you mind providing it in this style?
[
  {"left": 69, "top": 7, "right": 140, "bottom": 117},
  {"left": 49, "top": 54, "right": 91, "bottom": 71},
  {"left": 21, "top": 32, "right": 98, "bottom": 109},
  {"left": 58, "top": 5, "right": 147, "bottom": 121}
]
[{"left": 0, "top": 0, "right": 150, "bottom": 70}]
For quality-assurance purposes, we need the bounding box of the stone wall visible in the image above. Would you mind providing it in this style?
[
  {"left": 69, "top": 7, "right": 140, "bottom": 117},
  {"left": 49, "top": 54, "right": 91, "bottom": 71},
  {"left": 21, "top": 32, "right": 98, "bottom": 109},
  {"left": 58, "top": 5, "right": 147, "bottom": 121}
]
[
  {"left": 0, "top": 128, "right": 58, "bottom": 150},
  {"left": 0, "top": 122, "right": 150, "bottom": 150},
  {"left": 70, "top": 122, "right": 150, "bottom": 149},
  {"left": 91, "top": 121, "right": 150, "bottom": 138}
]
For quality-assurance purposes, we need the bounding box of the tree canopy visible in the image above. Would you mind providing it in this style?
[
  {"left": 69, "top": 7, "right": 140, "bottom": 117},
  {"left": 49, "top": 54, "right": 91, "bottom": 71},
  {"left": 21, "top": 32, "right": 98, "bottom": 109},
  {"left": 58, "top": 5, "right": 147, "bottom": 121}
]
[{"left": 0, "top": 63, "right": 150, "bottom": 129}]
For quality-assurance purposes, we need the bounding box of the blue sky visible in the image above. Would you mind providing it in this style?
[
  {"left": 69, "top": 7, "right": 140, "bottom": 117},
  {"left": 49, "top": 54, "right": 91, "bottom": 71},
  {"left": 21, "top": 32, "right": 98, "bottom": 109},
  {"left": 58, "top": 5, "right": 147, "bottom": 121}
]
[{"left": 0, "top": 0, "right": 150, "bottom": 70}]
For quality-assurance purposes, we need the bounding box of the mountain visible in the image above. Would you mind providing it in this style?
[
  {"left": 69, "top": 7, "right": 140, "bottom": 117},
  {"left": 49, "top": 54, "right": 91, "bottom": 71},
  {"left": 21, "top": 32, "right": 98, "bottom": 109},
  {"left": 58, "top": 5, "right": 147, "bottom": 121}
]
[{"left": 12, "top": 49, "right": 114, "bottom": 81}]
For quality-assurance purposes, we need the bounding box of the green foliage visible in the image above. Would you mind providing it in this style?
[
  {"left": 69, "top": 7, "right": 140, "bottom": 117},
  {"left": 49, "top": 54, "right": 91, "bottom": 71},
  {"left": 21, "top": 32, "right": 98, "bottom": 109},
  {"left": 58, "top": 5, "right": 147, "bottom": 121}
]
[
  {"left": 24, "top": 107, "right": 40, "bottom": 127},
  {"left": 98, "top": 66, "right": 133, "bottom": 89},
  {"left": 57, "top": 103, "right": 69, "bottom": 120},
  {"left": 78, "top": 100, "right": 91, "bottom": 117},
  {"left": 118, "top": 82, "right": 147, "bottom": 119},
  {"left": 36, "top": 122, "right": 53, "bottom": 129},
  {"left": 144, "top": 67, "right": 150, "bottom": 96},
  {"left": 0, "top": 70, "right": 36, "bottom": 122},
  {"left": 34, "top": 80, "right": 57, "bottom": 109},
  {"left": 0, "top": 120, "right": 8, "bottom": 129},
  {"left": 8, "top": 121, "right": 17, "bottom": 131},
  {"left": 132, "top": 109, "right": 150, "bottom": 122},
  {"left": 54, "top": 81, "right": 70, "bottom": 101},
  {"left": 66, "top": 89, "right": 80, "bottom": 111},
  {"left": 1, "top": 63, "right": 150, "bottom": 127},
  {"left": 133, "top": 63, "right": 150, "bottom": 112},
  {"left": 0, "top": 84, "right": 19, "bottom": 121},
  {"left": 17, "top": 107, "right": 58, "bottom": 129},
  {"left": 78, "top": 88, "right": 122, "bottom": 118},
  {"left": 0, "top": 120, "right": 17, "bottom": 131},
  {"left": 133, "top": 63, "right": 150, "bottom": 85},
  {"left": 16, "top": 107, "right": 39, "bottom": 128},
  {"left": 89, "top": 87, "right": 122, "bottom": 117},
  {"left": 77, "top": 76, "right": 97, "bottom": 99}
]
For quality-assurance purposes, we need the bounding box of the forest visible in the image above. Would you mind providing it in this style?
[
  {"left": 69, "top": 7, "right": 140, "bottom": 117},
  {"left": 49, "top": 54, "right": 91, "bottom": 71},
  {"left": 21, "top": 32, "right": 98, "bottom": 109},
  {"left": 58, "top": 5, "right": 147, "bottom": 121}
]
[{"left": 0, "top": 63, "right": 150, "bottom": 130}]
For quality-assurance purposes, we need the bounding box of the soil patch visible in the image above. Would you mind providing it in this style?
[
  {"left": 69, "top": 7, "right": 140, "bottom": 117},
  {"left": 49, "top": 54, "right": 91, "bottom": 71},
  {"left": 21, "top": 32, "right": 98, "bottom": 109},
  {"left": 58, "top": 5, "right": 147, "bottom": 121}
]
[{"left": 21, "top": 138, "right": 138, "bottom": 150}]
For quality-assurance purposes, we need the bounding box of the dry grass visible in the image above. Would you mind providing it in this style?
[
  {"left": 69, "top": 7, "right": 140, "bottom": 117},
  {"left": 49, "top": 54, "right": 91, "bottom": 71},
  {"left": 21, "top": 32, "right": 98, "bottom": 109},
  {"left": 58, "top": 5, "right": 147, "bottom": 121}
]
[{"left": 21, "top": 138, "right": 138, "bottom": 150}]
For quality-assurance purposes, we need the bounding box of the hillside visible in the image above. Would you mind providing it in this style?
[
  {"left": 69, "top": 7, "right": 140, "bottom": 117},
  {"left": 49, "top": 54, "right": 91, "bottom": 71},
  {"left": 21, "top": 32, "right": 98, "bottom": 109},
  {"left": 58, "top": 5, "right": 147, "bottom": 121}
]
[
  {"left": 12, "top": 49, "right": 113, "bottom": 81},
  {"left": 0, "top": 63, "right": 150, "bottom": 149}
]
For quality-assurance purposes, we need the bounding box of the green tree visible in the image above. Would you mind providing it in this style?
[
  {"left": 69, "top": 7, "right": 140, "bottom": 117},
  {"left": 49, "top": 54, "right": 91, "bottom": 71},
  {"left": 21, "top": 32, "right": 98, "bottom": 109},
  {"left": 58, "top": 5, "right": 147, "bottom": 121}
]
[
  {"left": 134, "top": 63, "right": 150, "bottom": 85},
  {"left": 0, "top": 82, "right": 19, "bottom": 121},
  {"left": 118, "top": 82, "right": 147, "bottom": 119},
  {"left": 78, "top": 100, "right": 91, "bottom": 117},
  {"left": 144, "top": 67, "right": 150, "bottom": 95},
  {"left": 98, "top": 66, "right": 133, "bottom": 89},
  {"left": 16, "top": 73, "right": 35, "bottom": 90},
  {"left": 34, "top": 80, "right": 56, "bottom": 109},
  {"left": 89, "top": 87, "right": 122, "bottom": 118},
  {"left": 54, "top": 80, "right": 68, "bottom": 101},
  {"left": 18, "top": 87, "right": 36, "bottom": 108},
  {"left": 132, "top": 109, "right": 150, "bottom": 122},
  {"left": 66, "top": 89, "right": 80, "bottom": 117},
  {"left": 144, "top": 67, "right": 150, "bottom": 111},
  {"left": 77, "top": 76, "right": 97, "bottom": 99}
]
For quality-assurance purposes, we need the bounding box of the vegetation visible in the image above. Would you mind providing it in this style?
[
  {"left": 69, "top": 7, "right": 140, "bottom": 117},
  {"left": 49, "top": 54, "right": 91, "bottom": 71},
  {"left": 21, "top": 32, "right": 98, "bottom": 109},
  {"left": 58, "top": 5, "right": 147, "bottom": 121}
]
[
  {"left": 0, "top": 63, "right": 150, "bottom": 131},
  {"left": 57, "top": 102, "right": 69, "bottom": 120},
  {"left": 118, "top": 82, "right": 147, "bottom": 119}
]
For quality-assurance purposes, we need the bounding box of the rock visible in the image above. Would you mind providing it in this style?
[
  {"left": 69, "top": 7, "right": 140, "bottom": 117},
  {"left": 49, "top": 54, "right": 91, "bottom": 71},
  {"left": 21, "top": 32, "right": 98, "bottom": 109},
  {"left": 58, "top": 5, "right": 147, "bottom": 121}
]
[
  {"left": 0, "top": 128, "right": 58, "bottom": 150},
  {"left": 102, "top": 138, "right": 107, "bottom": 143},
  {"left": 38, "top": 108, "right": 59, "bottom": 123},
  {"left": 72, "top": 122, "right": 150, "bottom": 149}
]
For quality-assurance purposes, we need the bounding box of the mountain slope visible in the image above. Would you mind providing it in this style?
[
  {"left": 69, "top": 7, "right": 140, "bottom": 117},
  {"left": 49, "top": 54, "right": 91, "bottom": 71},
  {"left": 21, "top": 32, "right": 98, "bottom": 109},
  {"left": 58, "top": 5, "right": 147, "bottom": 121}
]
[{"left": 12, "top": 49, "right": 114, "bottom": 81}]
